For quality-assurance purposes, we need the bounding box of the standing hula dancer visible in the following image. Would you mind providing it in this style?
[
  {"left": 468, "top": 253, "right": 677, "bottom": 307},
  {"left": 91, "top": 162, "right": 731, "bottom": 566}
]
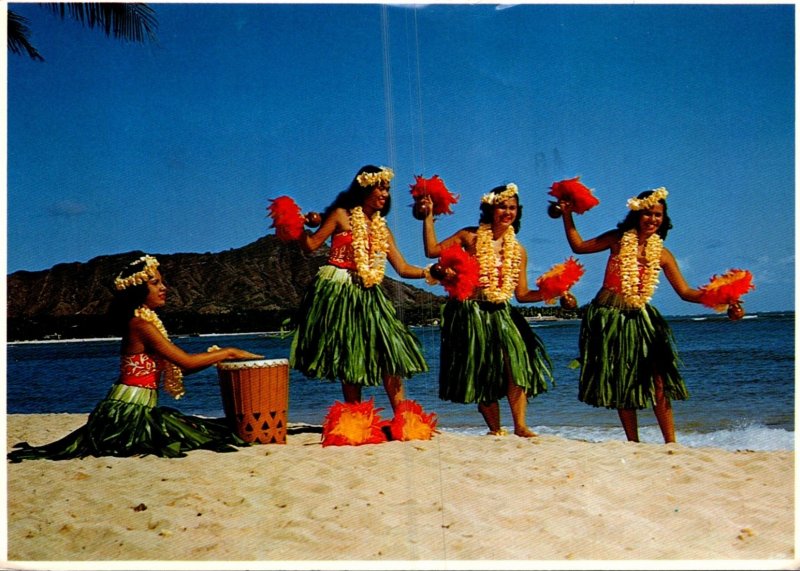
[
  {"left": 8, "top": 255, "right": 262, "bottom": 462},
  {"left": 418, "top": 183, "right": 553, "bottom": 437},
  {"left": 557, "top": 188, "right": 705, "bottom": 443},
  {"left": 289, "top": 165, "right": 433, "bottom": 411}
]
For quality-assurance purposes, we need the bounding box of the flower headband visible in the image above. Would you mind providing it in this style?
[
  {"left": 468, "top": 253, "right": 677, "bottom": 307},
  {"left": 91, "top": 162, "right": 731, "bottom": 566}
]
[
  {"left": 114, "top": 255, "right": 160, "bottom": 290},
  {"left": 356, "top": 167, "right": 394, "bottom": 188},
  {"left": 627, "top": 187, "right": 668, "bottom": 211},
  {"left": 481, "top": 183, "right": 519, "bottom": 205}
]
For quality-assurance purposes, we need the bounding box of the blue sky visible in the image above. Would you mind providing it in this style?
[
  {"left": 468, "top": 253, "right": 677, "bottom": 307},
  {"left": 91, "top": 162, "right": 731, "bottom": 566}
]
[{"left": 6, "top": 2, "right": 794, "bottom": 316}]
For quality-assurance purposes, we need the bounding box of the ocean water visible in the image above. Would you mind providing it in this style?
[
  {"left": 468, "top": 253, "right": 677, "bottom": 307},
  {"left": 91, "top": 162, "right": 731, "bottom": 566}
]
[{"left": 6, "top": 312, "right": 794, "bottom": 452}]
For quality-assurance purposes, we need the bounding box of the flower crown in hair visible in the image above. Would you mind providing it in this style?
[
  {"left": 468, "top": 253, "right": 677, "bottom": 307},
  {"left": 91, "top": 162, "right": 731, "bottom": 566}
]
[
  {"left": 627, "top": 187, "right": 668, "bottom": 211},
  {"left": 114, "top": 255, "right": 160, "bottom": 290},
  {"left": 481, "top": 183, "right": 519, "bottom": 205},
  {"left": 356, "top": 167, "right": 394, "bottom": 188}
]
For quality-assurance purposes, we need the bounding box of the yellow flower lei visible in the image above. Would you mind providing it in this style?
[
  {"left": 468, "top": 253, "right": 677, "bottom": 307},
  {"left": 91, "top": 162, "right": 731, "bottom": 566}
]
[
  {"left": 475, "top": 223, "right": 521, "bottom": 303},
  {"left": 350, "top": 206, "right": 389, "bottom": 288},
  {"left": 618, "top": 229, "right": 663, "bottom": 309},
  {"left": 134, "top": 305, "right": 185, "bottom": 399}
]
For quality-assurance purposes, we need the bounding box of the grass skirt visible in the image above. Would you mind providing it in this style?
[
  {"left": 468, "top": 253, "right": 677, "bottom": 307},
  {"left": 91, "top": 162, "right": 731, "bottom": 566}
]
[
  {"left": 577, "top": 289, "right": 688, "bottom": 410},
  {"left": 290, "top": 265, "right": 428, "bottom": 386},
  {"left": 7, "top": 383, "right": 246, "bottom": 462},
  {"left": 438, "top": 299, "right": 553, "bottom": 404}
]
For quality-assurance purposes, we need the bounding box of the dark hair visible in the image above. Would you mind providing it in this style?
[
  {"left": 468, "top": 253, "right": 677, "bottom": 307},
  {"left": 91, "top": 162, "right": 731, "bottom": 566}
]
[
  {"left": 478, "top": 185, "right": 523, "bottom": 233},
  {"left": 322, "top": 164, "right": 393, "bottom": 219},
  {"left": 616, "top": 190, "right": 673, "bottom": 240},
  {"left": 107, "top": 256, "right": 155, "bottom": 335}
]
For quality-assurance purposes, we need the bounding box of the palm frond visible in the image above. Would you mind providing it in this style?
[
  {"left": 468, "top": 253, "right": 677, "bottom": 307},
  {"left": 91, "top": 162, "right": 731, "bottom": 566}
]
[
  {"left": 43, "top": 3, "right": 158, "bottom": 43},
  {"left": 7, "top": 10, "right": 45, "bottom": 61}
]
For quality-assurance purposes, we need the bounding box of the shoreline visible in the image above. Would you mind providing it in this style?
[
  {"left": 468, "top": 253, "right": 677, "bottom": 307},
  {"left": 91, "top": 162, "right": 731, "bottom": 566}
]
[
  {"left": 5, "top": 413, "right": 795, "bottom": 564},
  {"left": 6, "top": 310, "right": 792, "bottom": 345},
  {"left": 5, "top": 331, "right": 286, "bottom": 345}
]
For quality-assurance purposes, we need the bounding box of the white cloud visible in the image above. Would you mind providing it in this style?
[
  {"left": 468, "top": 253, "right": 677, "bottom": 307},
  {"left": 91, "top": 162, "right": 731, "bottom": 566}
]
[{"left": 48, "top": 201, "right": 89, "bottom": 217}]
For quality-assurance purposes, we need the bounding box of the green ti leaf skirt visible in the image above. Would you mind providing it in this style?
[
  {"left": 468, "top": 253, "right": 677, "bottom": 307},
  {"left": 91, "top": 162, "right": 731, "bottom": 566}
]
[
  {"left": 290, "top": 265, "right": 428, "bottom": 386},
  {"left": 577, "top": 289, "right": 688, "bottom": 410},
  {"left": 438, "top": 299, "right": 553, "bottom": 404},
  {"left": 7, "top": 383, "right": 247, "bottom": 462}
]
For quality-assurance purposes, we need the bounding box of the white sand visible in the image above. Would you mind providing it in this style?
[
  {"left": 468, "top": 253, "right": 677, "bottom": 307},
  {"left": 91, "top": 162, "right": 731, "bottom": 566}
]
[{"left": 4, "top": 413, "right": 795, "bottom": 567}]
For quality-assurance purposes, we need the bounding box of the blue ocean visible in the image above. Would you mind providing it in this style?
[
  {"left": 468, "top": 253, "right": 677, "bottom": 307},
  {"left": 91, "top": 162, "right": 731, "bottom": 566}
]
[{"left": 6, "top": 311, "right": 794, "bottom": 452}]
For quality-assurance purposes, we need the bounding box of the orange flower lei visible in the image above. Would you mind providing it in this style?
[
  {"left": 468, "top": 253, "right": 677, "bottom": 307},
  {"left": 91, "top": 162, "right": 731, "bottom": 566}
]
[
  {"left": 475, "top": 223, "right": 521, "bottom": 303},
  {"left": 134, "top": 305, "right": 185, "bottom": 399},
  {"left": 618, "top": 229, "right": 662, "bottom": 309},
  {"left": 350, "top": 206, "right": 389, "bottom": 288}
]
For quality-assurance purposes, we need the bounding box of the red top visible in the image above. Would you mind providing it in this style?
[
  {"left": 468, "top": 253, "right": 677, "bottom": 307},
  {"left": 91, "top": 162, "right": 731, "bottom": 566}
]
[
  {"left": 119, "top": 353, "right": 161, "bottom": 390},
  {"left": 602, "top": 254, "right": 651, "bottom": 295},
  {"left": 328, "top": 231, "right": 357, "bottom": 270}
]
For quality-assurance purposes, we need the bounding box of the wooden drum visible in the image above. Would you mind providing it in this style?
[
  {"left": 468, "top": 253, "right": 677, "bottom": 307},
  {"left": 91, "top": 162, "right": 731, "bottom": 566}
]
[{"left": 216, "top": 358, "right": 289, "bottom": 444}]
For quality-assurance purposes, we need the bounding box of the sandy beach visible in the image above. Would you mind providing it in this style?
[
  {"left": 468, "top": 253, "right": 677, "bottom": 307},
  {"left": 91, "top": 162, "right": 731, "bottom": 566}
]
[{"left": 4, "top": 413, "right": 795, "bottom": 567}]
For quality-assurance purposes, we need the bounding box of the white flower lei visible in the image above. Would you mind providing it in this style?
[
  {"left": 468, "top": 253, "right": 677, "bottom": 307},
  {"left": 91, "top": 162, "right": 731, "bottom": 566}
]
[
  {"left": 627, "top": 187, "right": 668, "bottom": 211},
  {"left": 134, "top": 305, "right": 185, "bottom": 399},
  {"left": 350, "top": 206, "right": 389, "bottom": 288},
  {"left": 475, "top": 223, "right": 521, "bottom": 303},
  {"left": 480, "top": 182, "right": 518, "bottom": 205},
  {"left": 114, "top": 255, "right": 160, "bottom": 290},
  {"left": 356, "top": 167, "right": 394, "bottom": 188},
  {"left": 618, "top": 229, "right": 663, "bottom": 309}
]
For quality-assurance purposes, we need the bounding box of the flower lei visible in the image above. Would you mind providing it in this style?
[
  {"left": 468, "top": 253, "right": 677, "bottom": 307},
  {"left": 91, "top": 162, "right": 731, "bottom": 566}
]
[
  {"left": 475, "top": 223, "right": 521, "bottom": 303},
  {"left": 350, "top": 206, "right": 389, "bottom": 288},
  {"left": 134, "top": 305, "right": 185, "bottom": 399},
  {"left": 627, "top": 187, "right": 668, "bottom": 211},
  {"left": 356, "top": 167, "right": 394, "bottom": 188},
  {"left": 618, "top": 229, "right": 663, "bottom": 309},
  {"left": 114, "top": 255, "right": 159, "bottom": 290},
  {"left": 481, "top": 182, "right": 518, "bottom": 205}
]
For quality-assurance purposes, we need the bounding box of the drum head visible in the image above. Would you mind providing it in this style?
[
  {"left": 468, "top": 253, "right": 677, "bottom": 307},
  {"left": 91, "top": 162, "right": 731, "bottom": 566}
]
[{"left": 216, "top": 358, "right": 289, "bottom": 370}]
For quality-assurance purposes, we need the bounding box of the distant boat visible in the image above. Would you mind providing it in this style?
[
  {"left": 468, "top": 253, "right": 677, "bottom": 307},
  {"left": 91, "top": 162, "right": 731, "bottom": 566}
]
[
  {"left": 742, "top": 314, "right": 758, "bottom": 319},
  {"left": 691, "top": 317, "right": 707, "bottom": 321}
]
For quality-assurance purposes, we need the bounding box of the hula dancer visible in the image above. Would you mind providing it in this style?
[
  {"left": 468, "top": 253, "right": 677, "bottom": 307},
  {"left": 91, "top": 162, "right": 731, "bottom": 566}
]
[
  {"left": 557, "top": 188, "right": 704, "bottom": 444},
  {"left": 289, "top": 165, "right": 433, "bottom": 411},
  {"left": 8, "top": 255, "right": 262, "bottom": 462},
  {"left": 418, "top": 183, "right": 554, "bottom": 437}
]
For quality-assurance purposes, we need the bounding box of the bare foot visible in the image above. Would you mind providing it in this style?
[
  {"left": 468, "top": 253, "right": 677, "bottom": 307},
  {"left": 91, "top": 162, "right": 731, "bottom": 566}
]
[
  {"left": 487, "top": 428, "right": 508, "bottom": 436},
  {"left": 514, "top": 427, "right": 538, "bottom": 438}
]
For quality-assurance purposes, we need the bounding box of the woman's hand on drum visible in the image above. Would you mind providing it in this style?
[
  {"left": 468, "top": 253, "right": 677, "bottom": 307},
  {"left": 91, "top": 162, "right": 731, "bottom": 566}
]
[{"left": 223, "top": 348, "right": 264, "bottom": 361}]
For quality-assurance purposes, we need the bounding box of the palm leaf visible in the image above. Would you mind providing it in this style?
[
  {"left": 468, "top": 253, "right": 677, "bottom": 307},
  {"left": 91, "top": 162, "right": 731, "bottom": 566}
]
[
  {"left": 7, "top": 10, "right": 45, "bottom": 61},
  {"left": 43, "top": 2, "right": 158, "bottom": 43},
  {"left": 9, "top": 3, "right": 158, "bottom": 61}
]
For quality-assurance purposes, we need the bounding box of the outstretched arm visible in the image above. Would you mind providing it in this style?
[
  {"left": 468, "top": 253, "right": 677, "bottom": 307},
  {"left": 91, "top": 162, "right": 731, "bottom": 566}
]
[
  {"left": 660, "top": 248, "right": 703, "bottom": 303},
  {"left": 386, "top": 227, "right": 433, "bottom": 280},
  {"left": 131, "top": 319, "right": 262, "bottom": 374},
  {"left": 514, "top": 246, "right": 545, "bottom": 303}
]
